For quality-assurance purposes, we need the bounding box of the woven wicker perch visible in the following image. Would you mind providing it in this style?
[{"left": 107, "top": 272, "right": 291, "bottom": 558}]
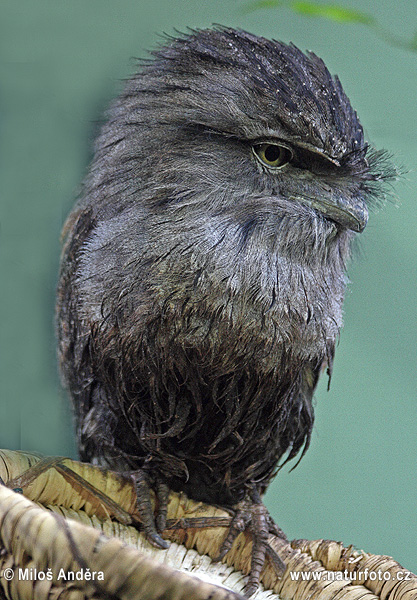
[{"left": 0, "top": 450, "right": 415, "bottom": 600}]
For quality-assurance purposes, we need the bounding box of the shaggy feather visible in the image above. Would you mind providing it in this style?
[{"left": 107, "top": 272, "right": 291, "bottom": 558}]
[{"left": 57, "top": 27, "right": 393, "bottom": 506}]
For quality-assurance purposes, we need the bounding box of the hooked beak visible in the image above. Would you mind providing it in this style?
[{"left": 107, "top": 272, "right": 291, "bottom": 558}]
[
  {"left": 293, "top": 193, "right": 368, "bottom": 233},
  {"left": 310, "top": 195, "right": 368, "bottom": 232}
]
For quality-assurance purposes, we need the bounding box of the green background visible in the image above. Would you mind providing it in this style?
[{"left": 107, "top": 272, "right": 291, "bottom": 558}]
[{"left": 1, "top": 0, "right": 416, "bottom": 574}]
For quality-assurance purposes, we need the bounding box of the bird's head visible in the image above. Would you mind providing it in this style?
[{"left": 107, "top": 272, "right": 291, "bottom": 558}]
[{"left": 92, "top": 27, "right": 394, "bottom": 268}]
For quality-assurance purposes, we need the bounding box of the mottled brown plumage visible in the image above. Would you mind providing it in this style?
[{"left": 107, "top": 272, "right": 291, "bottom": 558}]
[{"left": 56, "top": 27, "right": 392, "bottom": 595}]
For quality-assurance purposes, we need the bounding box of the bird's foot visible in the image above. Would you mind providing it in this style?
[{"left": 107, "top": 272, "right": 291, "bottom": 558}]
[
  {"left": 215, "top": 489, "right": 287, "bottom": 598},
  {"left": 127, "top": 469, "right": 170, "bottom": 549}
]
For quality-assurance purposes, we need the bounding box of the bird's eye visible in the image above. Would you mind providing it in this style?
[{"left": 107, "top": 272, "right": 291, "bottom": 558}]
[{"left": 253, "top": 143, "right": 292, "bottom": 169}]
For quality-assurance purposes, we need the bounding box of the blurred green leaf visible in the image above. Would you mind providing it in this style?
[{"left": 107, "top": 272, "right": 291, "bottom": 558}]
[
  {"left": 242, "top": 0, "right": 417, "bottom": 55},
  {"left": 291, "top": 1, "right": 374, "bottom": 24}
]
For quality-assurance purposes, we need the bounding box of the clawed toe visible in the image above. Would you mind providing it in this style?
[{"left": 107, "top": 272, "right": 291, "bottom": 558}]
[
  {"left": 215, "top": 491, "right": 287, "bottom": 598},
  {"left": 129, "top": 470, "right": 170, "bottom": 549}
]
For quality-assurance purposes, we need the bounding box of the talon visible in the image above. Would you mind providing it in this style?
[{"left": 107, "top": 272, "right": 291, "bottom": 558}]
[
  {"left": 268, "top": 520, "right": 287, "bottom": 540},
  {"left": 147, "top": 531, "right": 170, "bottom": 549},
  {"left": 130, "top": 470, "right": 170, "bottom": 549},
  {"left": 265, "top": 544, "right": 286, "bottom": 576},
  {"left": 155, "top": 481, "right": 170, "bottom": 532},
  {"left": 215, "top": 509, "right": 250, "bottom": 562},
  {"left": 214, "top": 490, "right": 287, "bottom": 598}
]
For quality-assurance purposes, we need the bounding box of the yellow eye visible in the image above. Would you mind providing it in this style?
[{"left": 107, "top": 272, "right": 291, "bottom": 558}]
[{"left": 253, "top": 143, "right": 292, "bottom": 168}]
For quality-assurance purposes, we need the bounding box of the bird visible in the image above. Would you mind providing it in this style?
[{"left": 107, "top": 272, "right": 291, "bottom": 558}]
[{"left": 56, "top": 26, "right": 392, "bottom": 596}]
